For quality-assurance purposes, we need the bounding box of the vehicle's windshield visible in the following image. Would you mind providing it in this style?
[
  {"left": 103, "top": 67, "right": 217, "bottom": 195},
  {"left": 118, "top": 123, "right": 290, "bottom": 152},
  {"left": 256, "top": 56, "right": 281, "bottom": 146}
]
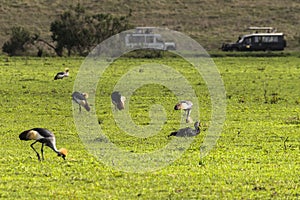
[
  {"left": 156, "top": 36, "right": 163, "bottom": 43},
  {"left": 237, "top": 36, "right": 243, "bottom": 43}
]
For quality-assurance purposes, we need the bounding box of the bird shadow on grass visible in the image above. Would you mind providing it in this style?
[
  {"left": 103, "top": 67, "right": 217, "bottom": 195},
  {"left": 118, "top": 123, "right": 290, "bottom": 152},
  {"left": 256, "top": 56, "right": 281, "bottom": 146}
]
[{"left": 19, "top": 78, "right": 49, "bottom": 83}]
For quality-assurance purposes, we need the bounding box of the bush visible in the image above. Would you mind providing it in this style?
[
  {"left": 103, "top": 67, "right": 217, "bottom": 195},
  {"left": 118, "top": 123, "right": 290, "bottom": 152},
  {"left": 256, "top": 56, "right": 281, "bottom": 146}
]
[
  {"left": 2, "top": 4, "right": 133, "bottom": 57},
  {"left": 2, "top": 26, "right": 32, "bottom": 56},
  {"left": 50, "top": 4, "right": 132, "bottom": 56}
]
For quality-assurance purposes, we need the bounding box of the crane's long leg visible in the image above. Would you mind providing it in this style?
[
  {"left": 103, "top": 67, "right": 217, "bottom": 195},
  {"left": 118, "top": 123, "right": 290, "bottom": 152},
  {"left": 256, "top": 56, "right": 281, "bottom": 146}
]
[
  {"left": 186, "top": 109, "right": 192, "bottom": 123},
  {"left": 41, "top": 143, "right": 45, "bottom": 160},
  {"left": 30, "top": 141, "right": 41, "bottom": 161},
  {"left": 79, "top": 104, "right": 81, "bottom": 112}
]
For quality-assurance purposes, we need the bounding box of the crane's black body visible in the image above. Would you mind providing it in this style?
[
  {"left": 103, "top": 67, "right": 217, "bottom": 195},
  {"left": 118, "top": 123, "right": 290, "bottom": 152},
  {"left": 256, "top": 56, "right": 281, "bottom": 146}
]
[
  {"left": 19, "top": 128, "right": 67, "bottom": 161},
  {"left": 72, "top": 91, "right": 90, "bottom": 112},
  {"left": 111, "top": 91, "right": 125, "bottom": 110},
  {"left": 169, "top": 121, "right": 200, "bottom": 137},
  {"left": 54, "top": 68, "right": 69, "bottom": 80},
  {"left": 174, "top": 100, "right": 193, "bottom": 123}
]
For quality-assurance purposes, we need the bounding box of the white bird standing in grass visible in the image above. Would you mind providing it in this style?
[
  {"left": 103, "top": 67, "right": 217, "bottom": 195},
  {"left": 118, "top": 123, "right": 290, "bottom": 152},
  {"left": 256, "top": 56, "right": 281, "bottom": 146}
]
[
  {"left": 174, "top": 100, "right": 193, "bottom": 123},
  {"left": 72, "top": 91, "right": 90, "bottom": 112},
  {"left": 19, "top": 128, "right": 67, "bottom": 161},
  {"left": 54, "top": 68, "right": 69, "bottom": 80},
  {"left": 111, "top": 91, "right": 126, "bottom": 110},
  {"left": 169, "top": 121, "right": 200, "bottom": 137}
]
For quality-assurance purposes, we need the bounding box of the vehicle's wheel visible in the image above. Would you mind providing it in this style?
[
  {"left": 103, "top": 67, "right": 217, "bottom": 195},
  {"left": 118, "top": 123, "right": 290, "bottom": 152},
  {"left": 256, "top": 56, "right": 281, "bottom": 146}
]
[
  {"left": 166, "top": 46, "right": 176, "bottom": 50},
  {"left": 265, "top": 48, "right": 271, "bottom": 52}
]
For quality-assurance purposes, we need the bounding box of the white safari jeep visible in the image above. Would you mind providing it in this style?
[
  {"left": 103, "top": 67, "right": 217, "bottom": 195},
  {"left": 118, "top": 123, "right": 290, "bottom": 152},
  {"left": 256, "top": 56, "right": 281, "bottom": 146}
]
[{"left": 125, "top": 27, "right": 176, "bottom": 50}]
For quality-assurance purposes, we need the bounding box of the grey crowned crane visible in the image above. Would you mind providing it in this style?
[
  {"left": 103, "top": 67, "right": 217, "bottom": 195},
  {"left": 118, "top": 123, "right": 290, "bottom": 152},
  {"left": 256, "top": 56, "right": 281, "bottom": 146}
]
[
  {"left": 54, "top": 68, "right": 69, "bottom": 80},
  {"left": 169, "top": 121, "right": 200, "bottom": 137},
  {"left": 111, "top": 91, "right": 126, "bottom": 110},
  {"left": 19, "top": 128, "right": 67, "bottom": 161},
  {"left": 72, "top": 92, "right": 90, "bottom": 112},
  {"left": 174, "top": 100, "right": 193, "bottom": 123}
]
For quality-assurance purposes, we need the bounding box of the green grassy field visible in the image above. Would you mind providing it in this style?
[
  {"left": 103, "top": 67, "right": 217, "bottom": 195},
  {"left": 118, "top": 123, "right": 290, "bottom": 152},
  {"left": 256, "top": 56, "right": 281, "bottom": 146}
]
[{"left": 0, "top": 55, "right": 299, "bottom": 199}]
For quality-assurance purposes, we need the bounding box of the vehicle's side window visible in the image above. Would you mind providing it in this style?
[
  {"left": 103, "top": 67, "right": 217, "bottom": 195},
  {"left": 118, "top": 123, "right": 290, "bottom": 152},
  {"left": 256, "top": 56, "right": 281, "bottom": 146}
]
[
  {"left": 262, "top": 37, "right": 267, "bottom": 42},
  {"left": 262, "top": 36, "right": 272, "bottom": 43},
  {"left": 261, "top": 36, "right": 279, "bottom": 43},
  {"left": 128, "top": 35, "right": 145, "bottom": 43},
  {"left": 146, "top": 36, "right": 154, "bottom": 43},
  {"left": 244, "top": 37, "right": 251, "bottom": 44}
]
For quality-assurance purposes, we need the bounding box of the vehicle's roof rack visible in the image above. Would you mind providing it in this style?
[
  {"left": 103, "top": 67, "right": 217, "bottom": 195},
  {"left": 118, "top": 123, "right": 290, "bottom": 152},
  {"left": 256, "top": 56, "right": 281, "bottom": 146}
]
[
  {"left": 134, "top": 27, "right": 156, "bottom": 34},
  {"left": 247, "top": 26, "right": 277, "bottom": 33}
]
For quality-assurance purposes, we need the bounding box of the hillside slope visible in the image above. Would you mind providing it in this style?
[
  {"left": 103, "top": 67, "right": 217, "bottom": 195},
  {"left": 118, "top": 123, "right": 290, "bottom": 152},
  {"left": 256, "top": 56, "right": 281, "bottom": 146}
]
[{"left": 0, "top": 0, "right": 299, "bottom": 52}]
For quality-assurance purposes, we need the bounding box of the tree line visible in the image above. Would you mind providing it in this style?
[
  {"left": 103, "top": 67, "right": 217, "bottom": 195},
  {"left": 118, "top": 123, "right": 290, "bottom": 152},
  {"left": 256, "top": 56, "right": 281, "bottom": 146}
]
[{"left": 2, "top": 4, "right": 132, "bottom": 56}]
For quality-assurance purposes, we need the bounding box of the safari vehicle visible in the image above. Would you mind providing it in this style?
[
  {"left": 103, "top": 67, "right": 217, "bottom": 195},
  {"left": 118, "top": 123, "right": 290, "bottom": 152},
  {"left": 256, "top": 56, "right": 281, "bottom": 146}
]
[
  {"left": 221, "top": 27, "right": 286, "bottom": 51},
  {"left": 125, "top": 27, "right": 176, "bottom": 50}
]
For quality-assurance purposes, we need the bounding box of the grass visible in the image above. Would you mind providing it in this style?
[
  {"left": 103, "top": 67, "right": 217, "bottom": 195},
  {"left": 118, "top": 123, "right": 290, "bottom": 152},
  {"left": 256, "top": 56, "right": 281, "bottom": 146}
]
[
  {"left": 0, "top": 55, "right": 299, "bottom": 199},
  {"left": 0, "top": 0, "right": 299, "bottom": 51}
]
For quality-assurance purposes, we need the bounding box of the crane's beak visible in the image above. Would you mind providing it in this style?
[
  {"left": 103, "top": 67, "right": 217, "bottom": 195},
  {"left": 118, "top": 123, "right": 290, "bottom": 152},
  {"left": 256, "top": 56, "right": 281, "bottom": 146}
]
[
  {"left": 57, "top": 153, "right": 66, "bottom": 160},
  {"left": 58, "top": 148, "right": 68, "bottom": 160},
  {"left": 174, "top": 104, "right": 180, "bottom": 110}
]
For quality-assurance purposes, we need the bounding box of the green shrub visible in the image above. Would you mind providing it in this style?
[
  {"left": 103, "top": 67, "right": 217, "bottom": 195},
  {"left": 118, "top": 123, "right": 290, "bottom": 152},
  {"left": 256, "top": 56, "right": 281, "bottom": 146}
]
[{"left": 2, "top": 26, "right": 32, "bottom": 56}]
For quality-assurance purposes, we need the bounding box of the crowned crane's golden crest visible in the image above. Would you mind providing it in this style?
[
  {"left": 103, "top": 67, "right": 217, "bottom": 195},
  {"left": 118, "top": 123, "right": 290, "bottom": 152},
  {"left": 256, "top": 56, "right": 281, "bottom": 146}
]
[{"left": 59, "top": 148, "right": 68, "bottom": 156}]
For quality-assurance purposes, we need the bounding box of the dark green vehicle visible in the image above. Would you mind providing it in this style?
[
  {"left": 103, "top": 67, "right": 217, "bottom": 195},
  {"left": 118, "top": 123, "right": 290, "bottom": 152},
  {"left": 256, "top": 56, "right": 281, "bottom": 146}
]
[{"left": 221, "top": 27, "right": 287, "bottom": 51}]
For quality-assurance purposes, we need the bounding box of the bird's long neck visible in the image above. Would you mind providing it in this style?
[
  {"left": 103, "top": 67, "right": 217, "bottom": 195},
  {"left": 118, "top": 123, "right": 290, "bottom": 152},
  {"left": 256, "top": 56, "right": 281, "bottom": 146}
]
[
  {"left": 186, "top": 109, "right": 191, "bottom": 119},
  {"left": 185, "top": 109, "right": 192, "bottom": 123},
  {"left": 47, "top": 138, "right": 60, "bottom": 153},
  {"left": 195, "top": 126, "right": 200, "bottom": 135}
]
